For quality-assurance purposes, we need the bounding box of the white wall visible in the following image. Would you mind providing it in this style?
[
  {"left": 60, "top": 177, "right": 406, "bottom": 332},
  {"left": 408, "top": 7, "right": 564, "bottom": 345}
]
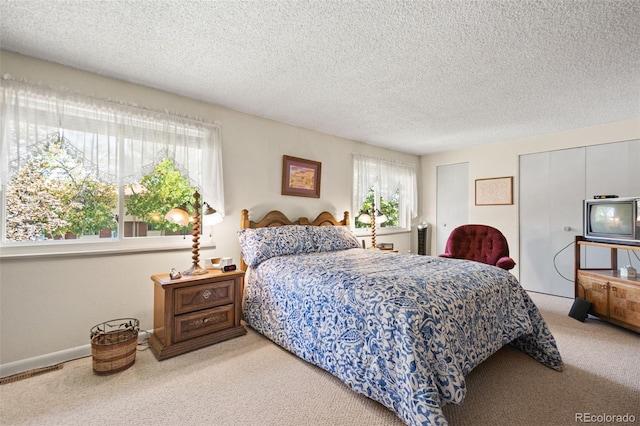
[
  {"left": 0, "top": 51, "right": 419, "bottom": 372},
  {"left": 421, "top": 118, "right": 640, "bottom": 278}
]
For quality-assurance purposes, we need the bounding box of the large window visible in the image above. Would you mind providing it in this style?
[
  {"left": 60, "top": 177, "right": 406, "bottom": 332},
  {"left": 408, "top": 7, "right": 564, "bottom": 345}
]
[
  {"left": 352, "top": 154, "right": 417, "bottom": 233},
  {"left": 0, "top": 79, "right": 224, "bottom": 256}
]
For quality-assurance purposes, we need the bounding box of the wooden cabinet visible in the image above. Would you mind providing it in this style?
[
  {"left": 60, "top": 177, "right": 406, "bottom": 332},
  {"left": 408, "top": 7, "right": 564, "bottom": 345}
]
[
  {"left": 149, "top": 269, "right": 246, "bottom": 360},
  {"left": 577, "top": 272, "right": 609, "bottom": 317},
  {"left": 575, "top": 237, "right": 640, "bottom": 333}
]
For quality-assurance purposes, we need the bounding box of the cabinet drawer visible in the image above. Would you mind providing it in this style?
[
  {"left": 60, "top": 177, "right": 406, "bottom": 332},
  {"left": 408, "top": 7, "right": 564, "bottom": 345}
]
[
  {"left": 174, "top": 305, "right": 234, "bottom": 343},
  {"left": 174, "top": 279, "right": 234, "bottom": 315}
]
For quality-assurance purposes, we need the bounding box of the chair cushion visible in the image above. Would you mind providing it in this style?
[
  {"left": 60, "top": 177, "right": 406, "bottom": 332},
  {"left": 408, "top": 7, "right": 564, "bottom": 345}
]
[{"left": 440, "top": 224, "right": 515, "bottom": 270}]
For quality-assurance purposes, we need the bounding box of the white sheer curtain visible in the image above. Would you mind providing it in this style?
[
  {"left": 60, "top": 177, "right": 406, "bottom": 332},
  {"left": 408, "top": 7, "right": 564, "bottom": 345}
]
[
  {"left": 0, "top": 78, "right": 225, "bottom": 217},
  {"left": 352, "top": 153, "right": 417, "bottom": 221}
]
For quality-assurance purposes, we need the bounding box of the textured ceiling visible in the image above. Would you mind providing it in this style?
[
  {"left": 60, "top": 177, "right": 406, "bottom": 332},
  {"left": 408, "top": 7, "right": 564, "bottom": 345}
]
[{"left": 1, "top": 0, "right": 639, "bottom": 155}]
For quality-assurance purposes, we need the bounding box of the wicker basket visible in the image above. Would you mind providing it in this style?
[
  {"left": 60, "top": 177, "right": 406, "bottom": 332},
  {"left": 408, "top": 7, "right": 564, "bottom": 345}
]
[{"left": 90, "top": 318, "right": 139, "bottom": 375}]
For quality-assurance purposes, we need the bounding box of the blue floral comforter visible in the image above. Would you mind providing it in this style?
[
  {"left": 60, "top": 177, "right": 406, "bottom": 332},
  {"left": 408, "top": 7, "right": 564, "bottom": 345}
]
[{"left": 242, "top": 249, "right": 562, "bottom": 425}]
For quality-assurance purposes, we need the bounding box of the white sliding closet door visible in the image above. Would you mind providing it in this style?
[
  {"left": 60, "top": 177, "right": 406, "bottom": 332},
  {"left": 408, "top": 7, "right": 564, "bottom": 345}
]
[
  {"left": 520, "top": 139, "right": 640, "bottom": 298},
  {"left": 519, "top": 148, "right": 585, "bottom": 297}
]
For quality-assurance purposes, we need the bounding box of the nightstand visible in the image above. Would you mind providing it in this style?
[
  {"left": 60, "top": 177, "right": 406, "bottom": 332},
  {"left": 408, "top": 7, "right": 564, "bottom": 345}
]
[{"left": 149, "top": 269, "right": 246, "bottom": 360}]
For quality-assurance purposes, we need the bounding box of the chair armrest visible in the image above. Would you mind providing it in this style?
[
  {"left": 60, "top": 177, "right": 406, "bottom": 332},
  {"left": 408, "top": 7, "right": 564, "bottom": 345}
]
[{"left": 497, "top": 256, "right": 516, "bottom": 270}]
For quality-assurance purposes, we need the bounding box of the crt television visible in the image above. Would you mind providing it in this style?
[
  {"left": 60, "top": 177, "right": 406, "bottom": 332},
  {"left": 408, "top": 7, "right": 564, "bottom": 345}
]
[{"left": 583, "top": 197, "right": 640, "bottom": 246}]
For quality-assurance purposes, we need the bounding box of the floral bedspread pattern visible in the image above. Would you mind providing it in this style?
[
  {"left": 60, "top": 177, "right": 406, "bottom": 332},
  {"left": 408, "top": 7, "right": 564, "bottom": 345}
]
[{"left": 242, "top": 249, "right": 563, "bottom": 426}]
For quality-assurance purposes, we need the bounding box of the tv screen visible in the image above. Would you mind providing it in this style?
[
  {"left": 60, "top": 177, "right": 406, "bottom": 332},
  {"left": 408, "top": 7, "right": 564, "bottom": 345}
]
[{"left": 589, "top": 203, "right": 633, "bottom": 235}]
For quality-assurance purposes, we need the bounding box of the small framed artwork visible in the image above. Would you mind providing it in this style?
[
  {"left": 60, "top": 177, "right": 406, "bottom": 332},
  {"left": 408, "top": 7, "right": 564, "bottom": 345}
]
[
  {"left": 281, "top": 155, "right": 322, "bottom": 198},
  {"left": 475, "top": 176, "right": 513, "bottom": 206}
]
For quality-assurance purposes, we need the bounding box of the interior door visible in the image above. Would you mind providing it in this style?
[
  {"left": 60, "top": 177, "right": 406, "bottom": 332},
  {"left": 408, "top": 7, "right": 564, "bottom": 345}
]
[
  {"left": 519, "top": 147, "right": 586, "bottom": 297},
  {"left": 436, "top": 162, "right": 469, "bottom": 255}
]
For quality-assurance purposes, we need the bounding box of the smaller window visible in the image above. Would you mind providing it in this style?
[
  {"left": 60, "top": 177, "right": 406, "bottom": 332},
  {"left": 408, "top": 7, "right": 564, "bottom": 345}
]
[
  {"left": 352, "top": 154, "right": 417, "bottom": 233},
  {"left": 354, "top": 188, "right": 400, "bottom": 230}
]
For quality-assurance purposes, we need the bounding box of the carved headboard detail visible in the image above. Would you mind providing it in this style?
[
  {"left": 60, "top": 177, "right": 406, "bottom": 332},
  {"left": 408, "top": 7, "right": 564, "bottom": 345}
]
[
  {"left": 239, "top": 209, "right": 350, "bottom": 271},
  {"left": 240, "top": 209, "right": 350, "bottom": 229}
]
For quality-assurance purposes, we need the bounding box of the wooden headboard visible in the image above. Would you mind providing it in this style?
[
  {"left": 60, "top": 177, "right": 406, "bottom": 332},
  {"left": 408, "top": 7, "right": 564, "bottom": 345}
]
[
  {"left": 239, "top": 209, "right": 350, "bottom": 270},
  {"left": 240, "top": 209, "right": 350, "bottom": 229}
]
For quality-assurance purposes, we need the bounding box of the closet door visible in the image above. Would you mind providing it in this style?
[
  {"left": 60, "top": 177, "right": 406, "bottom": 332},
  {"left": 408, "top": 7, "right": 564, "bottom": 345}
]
[
  {"left": 436, "top": 162, "right": 469, "bottom": 255},
  {"left": 586, "top": 140, "right": 640, "bottom": 197},
  {"left": 584, "top": 140, "right": 640, "bottom": 268},
  {"left": 519, "top": 148, "right": 585, "bottom": 297}
]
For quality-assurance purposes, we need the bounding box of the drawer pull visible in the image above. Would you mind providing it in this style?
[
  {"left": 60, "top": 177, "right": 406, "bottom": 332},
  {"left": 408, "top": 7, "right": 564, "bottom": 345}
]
[
  {"left": 189, "top": 313, "right": 225, "bottom": 328},
  {"left": 203, "top": 289, "right": 212, "bottom": 299}
]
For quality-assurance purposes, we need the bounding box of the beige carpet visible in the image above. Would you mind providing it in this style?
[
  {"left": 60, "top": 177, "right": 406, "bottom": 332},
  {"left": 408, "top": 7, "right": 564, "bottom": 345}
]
[{"left": 0, "top": 292, "right": 638, "bottom": 426}]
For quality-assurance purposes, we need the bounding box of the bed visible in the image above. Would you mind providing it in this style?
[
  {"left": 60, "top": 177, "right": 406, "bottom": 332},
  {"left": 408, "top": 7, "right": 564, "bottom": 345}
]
[{"left": 238, "top": 209, "right": 563, "bottom": 426}]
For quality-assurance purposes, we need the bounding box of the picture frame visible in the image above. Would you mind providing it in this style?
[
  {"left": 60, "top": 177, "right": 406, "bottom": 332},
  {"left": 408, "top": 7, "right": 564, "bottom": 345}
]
[
  {"left": 281, "top": 155, "right": 322, "bottom": 198},
  {"left": 475, "top": 176, "right": 513, "bottom": 206}
]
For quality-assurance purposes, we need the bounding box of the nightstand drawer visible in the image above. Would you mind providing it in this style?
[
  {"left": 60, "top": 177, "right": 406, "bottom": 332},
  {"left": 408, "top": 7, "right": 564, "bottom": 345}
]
[
  {"left": 174, "top": 305, "right": 234, "bottom": 343},
  {"left": 174, "top": 279, "right": 234, "bottom": 315}
]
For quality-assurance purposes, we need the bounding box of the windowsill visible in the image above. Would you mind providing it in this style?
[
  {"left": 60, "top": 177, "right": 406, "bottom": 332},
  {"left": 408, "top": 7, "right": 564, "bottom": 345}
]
[
  {"left": 353, "top": 227, "right": 411, "bottom": 238},
  {"left": 0, "top": 241, "right": 216, "bottom": 260}
]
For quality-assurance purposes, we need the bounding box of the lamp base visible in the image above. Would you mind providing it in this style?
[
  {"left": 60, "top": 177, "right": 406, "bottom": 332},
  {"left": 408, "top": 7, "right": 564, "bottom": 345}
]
[{"left": 182, "top": 263, "right": 208, "bottom": 276}]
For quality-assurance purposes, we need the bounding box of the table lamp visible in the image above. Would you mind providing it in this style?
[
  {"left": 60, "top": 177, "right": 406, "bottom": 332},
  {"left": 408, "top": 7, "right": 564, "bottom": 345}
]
[
  {"left": 357, "top": 202, "right": 387, "bottom": 248},
  {"left": 165, "top": 191, "right": 217, "bottom": 275}
]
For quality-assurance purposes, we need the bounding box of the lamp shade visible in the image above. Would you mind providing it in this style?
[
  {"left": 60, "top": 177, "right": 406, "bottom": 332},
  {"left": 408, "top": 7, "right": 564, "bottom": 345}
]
[
  {"left": 357, "top": 212, "right": 372, "bottom": 224},
  {"left": 165, "top": 207, "right": 190, "bottom": 227},
  {"left": 202, "top": 202, "right": 216, "bottom": 216},
  {"left": 376, "top": 212, "right": 387, "bottom": 224},
  {"left": 358, "top": 210, "right": 387, "bottom": 225}
]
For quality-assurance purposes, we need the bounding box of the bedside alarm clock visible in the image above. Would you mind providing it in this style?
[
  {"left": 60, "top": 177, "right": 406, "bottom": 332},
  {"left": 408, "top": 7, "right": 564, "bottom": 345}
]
[{"left": 222, "top": 264, "right": 237, "bottom": 272}]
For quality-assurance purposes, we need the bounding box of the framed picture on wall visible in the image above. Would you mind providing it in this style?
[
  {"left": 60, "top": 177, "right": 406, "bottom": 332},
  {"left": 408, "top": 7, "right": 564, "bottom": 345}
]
[
  {"left": 281, "top": 155, "right": 322, "bottom": 198},
  {"left": 475, "top": 176, "right": 513, "bottom": 205}
]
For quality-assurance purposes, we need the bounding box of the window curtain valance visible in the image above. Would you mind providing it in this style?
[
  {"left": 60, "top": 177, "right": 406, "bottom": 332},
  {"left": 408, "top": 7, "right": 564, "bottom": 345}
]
[
  {"left": 352, "top": 153, "right": 417, "bottom": 218},
  {"left": 0, "top": 78, "right": 225, "bottom": 217}
]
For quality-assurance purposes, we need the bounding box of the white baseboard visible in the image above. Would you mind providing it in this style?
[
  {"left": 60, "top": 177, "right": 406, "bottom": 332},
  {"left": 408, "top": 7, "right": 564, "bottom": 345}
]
[
  {"left": 0, "top": 346, "right": 90, "bottom": 379},
  {"left": 0, "top": 330, "right": 152, "bottom": 379}
]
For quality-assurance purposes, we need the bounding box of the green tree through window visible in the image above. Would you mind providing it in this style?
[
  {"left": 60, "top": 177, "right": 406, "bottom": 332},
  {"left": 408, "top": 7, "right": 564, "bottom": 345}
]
[
  {"left": 125, "top": 159, "right": 196, "bottom": 234},
  {"left": 355, "top": 188, "right": 400, "bottom": 229},
  {"left": 5, "top": 134, "right": 197, "bottom": 242},
  {"left": 6, "top": 134, "right": 117, "bottom": 241}
]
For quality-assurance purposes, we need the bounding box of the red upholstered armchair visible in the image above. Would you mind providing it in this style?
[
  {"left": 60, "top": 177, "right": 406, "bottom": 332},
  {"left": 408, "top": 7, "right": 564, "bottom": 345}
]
[{"left": 439, "top": 224, "right": 516, "bottom": 270}]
